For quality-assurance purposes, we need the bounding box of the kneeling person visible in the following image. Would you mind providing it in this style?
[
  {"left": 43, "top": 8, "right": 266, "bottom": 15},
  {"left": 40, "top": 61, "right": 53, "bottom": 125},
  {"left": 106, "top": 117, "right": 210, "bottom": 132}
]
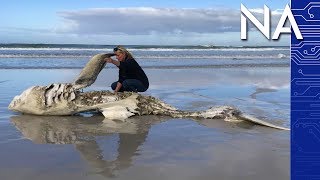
[{"left": 105, "top": 46, "right": 149, "bottom": 92}]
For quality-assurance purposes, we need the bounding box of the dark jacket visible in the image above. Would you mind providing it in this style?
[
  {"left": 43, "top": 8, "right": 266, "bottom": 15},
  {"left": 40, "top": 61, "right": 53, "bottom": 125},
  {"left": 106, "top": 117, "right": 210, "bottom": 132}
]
[{"left": 118, "top": 58, "right": 149, "bottom": 88}]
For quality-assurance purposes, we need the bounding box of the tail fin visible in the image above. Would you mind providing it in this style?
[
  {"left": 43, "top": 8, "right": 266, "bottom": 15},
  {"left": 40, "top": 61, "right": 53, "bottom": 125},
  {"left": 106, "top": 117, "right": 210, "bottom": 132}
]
[{"left": 238, "top": 114, "right": 290, "bottom": 130}]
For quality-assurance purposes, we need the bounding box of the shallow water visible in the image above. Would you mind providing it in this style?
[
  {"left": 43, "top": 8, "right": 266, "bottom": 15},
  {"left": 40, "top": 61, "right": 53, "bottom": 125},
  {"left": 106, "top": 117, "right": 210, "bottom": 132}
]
[
  {"left": 0, "top": 46, "right": 289, "bottom": 69},
  {"left": 0, "top": 67, "right": 289, "bottom": 179},
  {"left": 0, "top": 45, "right": 289, "bottom": 59}
]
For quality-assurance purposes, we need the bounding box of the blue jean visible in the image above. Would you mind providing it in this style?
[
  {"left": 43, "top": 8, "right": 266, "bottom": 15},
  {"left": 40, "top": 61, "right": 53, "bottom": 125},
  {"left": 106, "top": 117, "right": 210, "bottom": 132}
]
[{"left": 111, "top": 79, "right": 147, "bottom": 92}]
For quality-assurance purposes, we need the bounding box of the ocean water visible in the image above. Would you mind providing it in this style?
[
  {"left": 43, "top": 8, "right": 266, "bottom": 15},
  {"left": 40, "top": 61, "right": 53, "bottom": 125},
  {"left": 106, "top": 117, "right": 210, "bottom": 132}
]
[
  {"left": 0, "top": 44, "right": 290, "bottom": 180},
  {"left": 0, "top": 44, "right": 289, "bottom": 69}
]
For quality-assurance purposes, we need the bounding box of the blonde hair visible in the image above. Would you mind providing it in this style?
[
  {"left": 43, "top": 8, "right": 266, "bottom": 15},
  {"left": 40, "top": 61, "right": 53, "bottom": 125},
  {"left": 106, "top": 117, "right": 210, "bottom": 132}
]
[{"left": 114, "top": 45, "right": 134, "bottom": 60}]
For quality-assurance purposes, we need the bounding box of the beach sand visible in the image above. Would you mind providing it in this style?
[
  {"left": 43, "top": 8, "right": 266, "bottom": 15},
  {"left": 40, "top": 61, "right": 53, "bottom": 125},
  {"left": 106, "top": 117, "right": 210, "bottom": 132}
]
[{"left": 0, "top": 67, "right": 289, "bottom": 180}]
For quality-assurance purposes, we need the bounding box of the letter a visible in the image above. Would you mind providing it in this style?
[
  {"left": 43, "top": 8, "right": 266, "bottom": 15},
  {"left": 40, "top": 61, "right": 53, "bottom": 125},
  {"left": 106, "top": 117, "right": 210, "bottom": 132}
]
[{"left": 272, "top": 4, "right": 303, "bottom": 40}]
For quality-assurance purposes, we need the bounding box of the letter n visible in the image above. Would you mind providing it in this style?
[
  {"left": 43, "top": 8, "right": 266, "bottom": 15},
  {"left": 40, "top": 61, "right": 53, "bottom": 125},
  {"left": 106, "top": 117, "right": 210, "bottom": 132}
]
[{"left": 241, "top": 4, "right": 270, "bottom": 40}]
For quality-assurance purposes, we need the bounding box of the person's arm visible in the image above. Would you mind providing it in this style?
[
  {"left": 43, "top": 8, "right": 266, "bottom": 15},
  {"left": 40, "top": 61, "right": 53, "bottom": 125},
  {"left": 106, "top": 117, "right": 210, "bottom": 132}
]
[
  {"left": 105, "top": 57, "right": 120, "bottom": 67},
  {"left": 114, "top": 82, "right": 122, "bottom": 93}
]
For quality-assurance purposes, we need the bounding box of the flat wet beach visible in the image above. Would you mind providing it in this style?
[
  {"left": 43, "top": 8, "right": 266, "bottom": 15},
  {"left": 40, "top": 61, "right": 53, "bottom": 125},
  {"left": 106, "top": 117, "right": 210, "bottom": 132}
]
[{"left": 0, "top": 66, "right": 289, "bottom": 180}]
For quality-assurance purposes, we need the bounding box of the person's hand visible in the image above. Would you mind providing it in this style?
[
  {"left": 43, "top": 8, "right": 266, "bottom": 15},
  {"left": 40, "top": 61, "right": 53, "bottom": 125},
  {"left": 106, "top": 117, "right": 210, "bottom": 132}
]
[{"left": 104, "top": 57, "right": 113, "bottom": 63}]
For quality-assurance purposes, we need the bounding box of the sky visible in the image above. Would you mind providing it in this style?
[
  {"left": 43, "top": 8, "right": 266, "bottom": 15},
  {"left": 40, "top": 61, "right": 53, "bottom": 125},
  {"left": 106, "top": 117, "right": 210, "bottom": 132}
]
[{"left": 0, "top": 0, "right": 290, "bottom": 46}]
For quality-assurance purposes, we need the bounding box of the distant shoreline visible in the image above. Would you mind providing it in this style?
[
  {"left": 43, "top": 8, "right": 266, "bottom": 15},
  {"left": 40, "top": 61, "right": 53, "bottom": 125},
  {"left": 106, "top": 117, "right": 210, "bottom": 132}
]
[{"left": 0, "top": 43, "right": 290, "bottom": 49}]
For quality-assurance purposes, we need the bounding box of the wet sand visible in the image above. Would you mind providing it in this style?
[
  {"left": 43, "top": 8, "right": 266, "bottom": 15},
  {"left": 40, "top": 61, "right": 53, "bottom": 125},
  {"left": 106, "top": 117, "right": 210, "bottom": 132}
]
[{"left": 0, "top": 67, "right": 289, "bottom": 180}]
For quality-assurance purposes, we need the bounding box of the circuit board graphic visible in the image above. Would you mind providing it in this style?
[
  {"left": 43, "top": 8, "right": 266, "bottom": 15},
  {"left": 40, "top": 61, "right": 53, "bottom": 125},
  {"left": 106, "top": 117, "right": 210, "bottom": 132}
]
[{"left": 292, "top": 1, "right": 320, "bottom": 179}]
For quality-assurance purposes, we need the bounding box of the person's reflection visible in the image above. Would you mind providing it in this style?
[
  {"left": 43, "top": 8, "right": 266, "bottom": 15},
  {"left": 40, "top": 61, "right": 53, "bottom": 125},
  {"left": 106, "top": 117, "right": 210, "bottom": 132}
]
[
  {"left": 10, "top": 115, "right": 162, "bottom": 178},
  {"left": 75, "top": 132, "right": 149, "bottom": 177}
]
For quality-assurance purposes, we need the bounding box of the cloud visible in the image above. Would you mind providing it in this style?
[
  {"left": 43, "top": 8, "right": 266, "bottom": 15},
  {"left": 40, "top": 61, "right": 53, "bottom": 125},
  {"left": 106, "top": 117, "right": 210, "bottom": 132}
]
[
  {"left": 56, "top": 7, "right": 283, "bottom": 35},
  {"left": 0, "top": 27, "right": 51, "bottom": 34},
  {"left": 0, "top": 7, "right": 288, "bottom": 45}
]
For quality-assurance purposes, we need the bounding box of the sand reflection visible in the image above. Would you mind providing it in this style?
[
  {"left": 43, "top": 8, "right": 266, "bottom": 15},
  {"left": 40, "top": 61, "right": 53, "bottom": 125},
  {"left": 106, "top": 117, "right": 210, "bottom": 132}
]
[{"left": 10, "top": 115, "right": 167, "bottom": 177}]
